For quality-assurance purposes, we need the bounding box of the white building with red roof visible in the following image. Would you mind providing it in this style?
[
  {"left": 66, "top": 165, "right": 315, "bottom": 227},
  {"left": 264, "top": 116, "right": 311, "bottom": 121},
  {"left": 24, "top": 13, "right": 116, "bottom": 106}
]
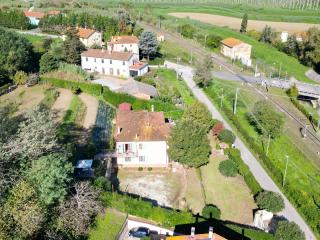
[
  {"left": 24, "top": 10, "right": 45, "bottom": 26},
  {"left": 220, "top": 37, "right": 252, "bottom": 66},
  {"left": 114, "top": 103, "right": 171, "bottom": 167},
  {"left": 77, "top": 27, "right": 102, "bottom": 48},
  {"left": 107, "top": 35, "right": 139, "bottom": 55}
]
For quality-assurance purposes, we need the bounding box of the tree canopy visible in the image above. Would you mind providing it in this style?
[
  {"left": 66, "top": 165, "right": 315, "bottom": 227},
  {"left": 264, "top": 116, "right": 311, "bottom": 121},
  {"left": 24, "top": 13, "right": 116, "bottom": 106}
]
[
  {"left": 182, "top": 101, "right": 212, "bottom": 130},
  {"left": 260, "top": 25, "right": 275, "bottom": 44},
  {"left": 256, "top": 191, "right": 285, "bottom": 213},
  {"left": 63, "top": 28, "right": 86, "bottom": 65},
  {"left": 202, "top": 204, "right": 221, "bottom": 219},
  {"left": 249, "top": 100, "right": 284, "bottom": 138},
  {"left": 40, "top": 52, "right": 60, "bottom": 74},
  {"left": 275, "top": 220, "right": 305, "bottom": 240},
  {"left": 139, "top": 30, "right": 158, "bottom": 59},
  {"left": 193, "top": 55, "right": 213, "bottom": 87},
  {"left": 240, "top": 13, "right": 248, "bottom": 33},
  {"left": 168, "top": 119, "right": 210, "bottom": 168}
]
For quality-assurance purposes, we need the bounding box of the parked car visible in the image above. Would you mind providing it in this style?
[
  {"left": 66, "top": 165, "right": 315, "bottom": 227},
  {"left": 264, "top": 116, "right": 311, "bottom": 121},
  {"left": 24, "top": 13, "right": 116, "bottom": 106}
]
[{"left": 129, "top": 227, "right": 150, "bottom": 238}]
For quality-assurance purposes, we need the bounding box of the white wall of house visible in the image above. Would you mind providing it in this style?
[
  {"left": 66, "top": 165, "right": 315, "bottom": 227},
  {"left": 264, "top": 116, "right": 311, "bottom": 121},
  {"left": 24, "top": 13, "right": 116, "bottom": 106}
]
[
  {"left": 81, "top": 54, "right": 139, "bottom": 78},
  {"left": 221, "top": 43, "right": 252, "bottom": 66},
  {"left": 27, "top": 17, "right": 40, "bottom": 26},
  {"left": 80, "top": 32, "right": 103, "bottom": 47},
  {"left": 130, "top": 64, "right": 149, "bottom": 77},
  {"left": 108, "top": 43, "right": 139, "bottom": 55},
  {"left": 116, "top": 141, "right": 168, "bottom": 167}
]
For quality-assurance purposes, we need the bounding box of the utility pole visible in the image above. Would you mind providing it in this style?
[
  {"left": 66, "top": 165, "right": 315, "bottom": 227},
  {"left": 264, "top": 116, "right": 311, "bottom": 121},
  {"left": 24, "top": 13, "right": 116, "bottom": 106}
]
[
  {"left": 219, "top": 88, "right": 224, "bottom": 108},
  {"left": 204, "top": 34, "right": 208, "bottom": 44},
  {"left": 283, "top": 155, "right": 289, "bottom": 187},
  {"left": 266, "top": 134, "right": 271, "bottom": 156},
  {"left": 233, "top": 88, "right": 239, "bottom": 114},
  {"left": 278, "top": 62, "right": 282, "bottom": 80}
]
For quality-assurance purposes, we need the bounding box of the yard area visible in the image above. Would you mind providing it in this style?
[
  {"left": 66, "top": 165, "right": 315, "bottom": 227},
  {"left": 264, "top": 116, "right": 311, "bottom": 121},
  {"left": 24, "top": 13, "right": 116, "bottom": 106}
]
[
  {"left": 200, "top": 136, "right": 256, "bottom": 224},
  {"left": 0, "top": 85, "right": 47, "bottom": 113},
  {"left": 117, "top": 167, "right": 205, "bottom": 213},
  {"left": 88, "top": 209, "right": 126, "bottom": 240}
]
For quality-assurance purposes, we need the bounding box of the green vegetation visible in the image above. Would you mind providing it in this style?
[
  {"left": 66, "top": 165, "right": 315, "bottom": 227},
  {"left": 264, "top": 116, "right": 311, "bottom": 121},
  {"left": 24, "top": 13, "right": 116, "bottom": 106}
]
[
  {"left": 63, "top": 95, "right": 86, "bottom": 126},
  {"left": 88, "top": 210, "right": 126, "bottom": 240},
  {"left": 256, "top": 191, "right": 285, "bottom": 213},
  {"left": 40, "top": 88, "right": 59, "bottom": 108},
  {"left": 0, "top": 9, "right": 30, "bottom": 30},
  {"left": 204, "top": 79, "right": 320, "bottom": 236},
  {"left": 202, "top": 204, "right": 221, "bottom": 219},
  {"left": 219, "top": 160, "right": 238, "bottom": 177},
  {"left": 139, "top": 30, "right": 158, "bottom": 59},
  {"left": 275, "top": 220, "right": 306, "bottom": 240},
  {"left": 218, "top": 129, "right": 236, "bottom": 145}
]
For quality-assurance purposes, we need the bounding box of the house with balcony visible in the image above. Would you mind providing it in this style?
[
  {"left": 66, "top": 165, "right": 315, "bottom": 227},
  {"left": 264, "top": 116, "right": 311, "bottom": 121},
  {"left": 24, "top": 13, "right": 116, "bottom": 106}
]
[{"left": 114, "top": 103, "right": 171, "bottom": 168}]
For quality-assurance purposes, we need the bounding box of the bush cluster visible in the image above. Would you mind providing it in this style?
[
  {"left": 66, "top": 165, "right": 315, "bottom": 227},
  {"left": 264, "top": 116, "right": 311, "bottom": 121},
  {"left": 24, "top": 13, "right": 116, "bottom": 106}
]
[
  {"left": 218, "top": 129, "right": 236, "bottom": 145},
  {"left": 208, "top": 88, "right": 320, "bottom": 233},
  {"left": 256, "top": 191, "right": 285, "bottom": 213},
  {"left": 218, "top": 160, "right": 238, "bottom": 177},
  {"left": 202, "top": 204, "right": 221, "bottom": 219}
]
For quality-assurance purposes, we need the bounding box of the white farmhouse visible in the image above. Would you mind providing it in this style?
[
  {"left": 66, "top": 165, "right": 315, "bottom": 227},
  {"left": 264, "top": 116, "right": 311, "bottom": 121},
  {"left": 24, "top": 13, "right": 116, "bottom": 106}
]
[
  {"left": 221, "top": 37, "right": 252, "bottom": 67},
  {"left": 114, "top": 103, "right": 171, "bottom": 168},
  {"left": 77, "top": 28, "right": 103, "bottom": 48},
  {"left": 107, "top": 36, "right": 139, "bottom": 55},
  {"left": 24, "top": 11, "right": 45, "bottom": 26}
]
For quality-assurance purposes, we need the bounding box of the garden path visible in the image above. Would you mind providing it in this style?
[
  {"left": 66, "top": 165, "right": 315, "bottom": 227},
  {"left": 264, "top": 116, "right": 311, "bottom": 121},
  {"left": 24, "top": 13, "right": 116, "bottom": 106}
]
[{"left": 51, "top": 88, "right": 73, "bottom": 122}]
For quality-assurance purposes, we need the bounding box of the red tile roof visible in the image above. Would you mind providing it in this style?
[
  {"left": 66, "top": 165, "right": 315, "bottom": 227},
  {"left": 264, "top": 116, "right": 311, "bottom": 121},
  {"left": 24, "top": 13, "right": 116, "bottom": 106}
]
[
  {"left": 129, "top": 62, "right": 148, "bottom": 70},
  {"left": 110, "top": 35, "right": 139, "bottom": 44},
  {"left": 77, "top": 28, "right": 97, "bottom": 39},
  {"left": 118, "top": 103, "right": 132, "bottom": 111},
  {"left": 115, "top": 110, "right": 171, "bottom": 142},
  {"left": 221, "top": 38, "right": 244, "bottom": 48},
  {"left": 24, "top": 11, "right": 45, "bottom": 19},
  {"left": 48, "top": 10, "right": 61, "bottom": 15},
  {"left": 81, "top": 49, "right": 134, "bottom": 61}
]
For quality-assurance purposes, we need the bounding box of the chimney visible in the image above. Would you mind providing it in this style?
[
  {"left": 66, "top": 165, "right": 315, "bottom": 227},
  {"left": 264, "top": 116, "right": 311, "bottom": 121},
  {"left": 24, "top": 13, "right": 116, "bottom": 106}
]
[
  {"left": 209, "top": 226, "right": 214, "bottom": 239},
  {"left": 117, "top": 127, "right": 122, "bottom": 134},
  {"left": 191, "top": 227, "right": 195, "bottom": 237}
]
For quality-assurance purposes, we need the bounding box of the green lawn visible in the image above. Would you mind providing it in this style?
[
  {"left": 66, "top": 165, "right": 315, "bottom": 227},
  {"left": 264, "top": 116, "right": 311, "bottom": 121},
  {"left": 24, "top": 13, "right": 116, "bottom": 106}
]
[
  {"left": 88, "top": 209, "right": 126, "bottom": 240},
  {"left": 63, "top": 95, "right": 87, "bottom": 126},
  {"left": 204, "top": 79, "right": 320, "bottom": 237}
]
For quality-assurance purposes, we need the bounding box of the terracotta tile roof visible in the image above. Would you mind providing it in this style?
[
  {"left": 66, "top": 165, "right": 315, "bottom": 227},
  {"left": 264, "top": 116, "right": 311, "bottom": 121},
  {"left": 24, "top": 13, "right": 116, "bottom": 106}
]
[
  {"left": 24, "top": 11, "right": 45, "bottom": 19},
  {"left": 115, "top": 109, "right": 170, "bottom": 142},
  {"left": 81, "top": 49, "right": 134, "bottom": 61},
  {"left": 110, "top": 35, "right": 139, "bottom": 44},
  {"left": 77, "top": 27, "right": 97, "bottom": 39},
  {"left": 166, "top": 233, "right": 226, "bottom": 240},
  {"left": 48, "top": 10, "right": 61, "bottom": 15},
  {"left": 118, "top": 103, "right": 132, "bottom": 111},
  {"left": 221, "top": 37, "right": 244, "bottom": 48},
  {"left": 129, "top": 62, "right": 148, "bottom": 70}
]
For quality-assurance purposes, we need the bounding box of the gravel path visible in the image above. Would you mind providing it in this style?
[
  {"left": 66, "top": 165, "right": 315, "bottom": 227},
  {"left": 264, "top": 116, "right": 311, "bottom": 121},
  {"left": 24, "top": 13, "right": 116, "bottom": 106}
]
[
  {"left": 165, "top": 61, "right": 316, "bottom": 240},
  {"left": 78, "top": 93, "right": 98, "bottom": 129},
  {"left": 51, "top": 88, "right": 73, "bottom": 122}
]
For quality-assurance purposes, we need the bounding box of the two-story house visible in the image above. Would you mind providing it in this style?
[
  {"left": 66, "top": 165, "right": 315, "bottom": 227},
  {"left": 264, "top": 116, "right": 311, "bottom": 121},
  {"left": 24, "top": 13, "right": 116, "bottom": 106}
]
[
  {"left": 220, "top": 37, "right": 252, "bottom": 66},
  {"left": 77, "top": 27, "right": 103, "bottom": 48},
  {"left": 114, "top": 103, "right": 171, "bottom": 168},
  {"left": 107, "top": 36, "right": 139, "bottom": 55}
]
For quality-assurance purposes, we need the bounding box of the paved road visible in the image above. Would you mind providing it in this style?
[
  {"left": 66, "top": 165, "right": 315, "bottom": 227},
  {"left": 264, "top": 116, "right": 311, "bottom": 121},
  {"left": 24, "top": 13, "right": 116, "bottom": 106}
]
[{"left": 165, "top": 61, "right": 316, "bottom": 240}]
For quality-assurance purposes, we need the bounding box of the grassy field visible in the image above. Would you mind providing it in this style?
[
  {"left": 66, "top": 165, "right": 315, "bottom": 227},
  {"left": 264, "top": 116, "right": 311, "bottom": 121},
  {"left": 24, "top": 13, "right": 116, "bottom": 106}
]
[
  {"left": 204, "top": 79, "right": 320, "bottom": 237},
  {"left": 88, "top": 209, "right": 126, "bottom": 240},
  {"left": 200, "top": 136, "right": 256, "bottom": 225}
]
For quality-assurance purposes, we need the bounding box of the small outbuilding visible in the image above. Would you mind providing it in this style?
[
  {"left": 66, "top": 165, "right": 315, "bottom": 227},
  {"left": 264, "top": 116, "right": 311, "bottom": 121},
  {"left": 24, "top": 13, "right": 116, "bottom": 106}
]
[{"left": 220, "top": 37, "right": 252, "bottom": 66}]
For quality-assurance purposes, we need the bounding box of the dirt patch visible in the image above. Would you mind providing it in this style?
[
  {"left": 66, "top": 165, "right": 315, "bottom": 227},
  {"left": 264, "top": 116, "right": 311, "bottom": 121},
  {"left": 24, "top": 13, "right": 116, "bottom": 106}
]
[
  {"left": 170, "top": 12, "right": 320, "bottom": 33},
  {"left": 78, "top": 93, "right": 98, "bottom": 129},
  {"left": 51, "top": 88, "right": 73, "bottom": 122}
]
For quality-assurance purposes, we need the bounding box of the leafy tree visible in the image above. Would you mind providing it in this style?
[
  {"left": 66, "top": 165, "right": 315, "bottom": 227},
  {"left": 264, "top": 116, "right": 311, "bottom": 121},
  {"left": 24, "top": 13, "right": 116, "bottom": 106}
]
[
  {"left": 50, "top": 41, "right": 65, "bottom": 61},
  {"left": 284, "top": 35, "right": 299, "bottom": 57},
  {"left": 42, "top": 38, "right": 53, "bottom": 52},
  {"left": 275, "top": 220, "right": 305, "bottom": 240},
  {"left": 301, "top": 27, "right": 320, "bottom": 72},
  {"left": 13, "top": 71, "right": 28, "bottom": 85},
  {"left": 63, "top": 28, "right": 86, "bottom": 65},
  {"left": 133, "top": 26, "right": 144, "bottom": 37},
  {"left": 240, "top": 13, "right": 248, "bottom": 33},
  {"left": 94, "top": 176, "right": 112, "bottom": 192},
  {"left": 260, "top": 25, "right": 275, "bottom": 44},
  {"left": 218, "top": 129, "right": 236, "bottom": 145},
  {"left": 0, "top": 28, "right": 35, "bottom": 76},
  {"left": 180, "top": 24, "right": 196, "bottom": 39},
  {"left": 0, "top": 106, "right": 58, "bottom": 162},
  {"left": 139, "top": 30, "right": 158, "bottom": 60},
  {"left": 116, "top": 8, "right": 135, "bottom": 34},
  {"left": 168, "top": 119, "right": 210, "bottom": 168},
  {"left": 206, "top": 34, "right": 222, "bottom": 49},
  {"left": 202, "top": 204, "right": 221, "bottom": 219},
  {"left": 0, "top": 180, "right": 45, "bottom": 238},
  {"left": 40, "top": 52, "right": 60, "bottom": 74},
  {"left": 219, "top": 160, "right": 238, "bottom": 177},
  {"left": 0, "top": 9, "right": 30, "bottom": 30},
  {"left": 26, "top": 153, "right": 73, "bottom": 206},
  {"left": 193, "top": 55, "right": 213, "bottom": 87},
  {"left": 56, "top": 182, "right": 103, "bottom": 238},
  {"left": 182, "top": 101, "right": 212, "bottom": 130},
  {"left": 256, "top": 191, "right": 285, "bottom": 213},
  {"left": 287, "top": 84, "right": 299, "bottom": 98},
  {"left": 249, "top": 100, "right": 284, "bottom": 138}
]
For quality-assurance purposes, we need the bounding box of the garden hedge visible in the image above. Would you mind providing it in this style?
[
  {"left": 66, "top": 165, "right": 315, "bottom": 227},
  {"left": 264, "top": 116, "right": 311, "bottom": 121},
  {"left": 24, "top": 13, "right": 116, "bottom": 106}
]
[{"left": 41, "top": 77, "right": 183, "bottom": 119}]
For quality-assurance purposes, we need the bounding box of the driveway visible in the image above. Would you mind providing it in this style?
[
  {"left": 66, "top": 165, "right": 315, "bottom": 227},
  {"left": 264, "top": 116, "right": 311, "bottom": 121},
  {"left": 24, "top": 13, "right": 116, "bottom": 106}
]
[{"left": 165, "top": 60, "right": 316, "bottom": 240}]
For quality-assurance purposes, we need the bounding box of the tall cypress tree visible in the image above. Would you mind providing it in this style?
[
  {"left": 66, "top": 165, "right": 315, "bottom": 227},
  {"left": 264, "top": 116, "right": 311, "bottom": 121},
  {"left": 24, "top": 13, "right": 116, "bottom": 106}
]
[
  {"left": 63, "top": 28, "right": 85, "bottom": 65},
  {"left": 240, "top": 13, "right": 248, "bottom": 33}
]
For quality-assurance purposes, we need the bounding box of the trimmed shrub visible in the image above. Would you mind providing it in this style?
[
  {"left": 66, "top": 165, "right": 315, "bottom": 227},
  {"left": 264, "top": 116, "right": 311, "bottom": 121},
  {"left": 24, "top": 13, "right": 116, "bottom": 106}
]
[
  {"left": 218, "top": 129, "right": 235, "bottom": 145},
  {"left": 94, "top": 177, "right": 112, "bottom": 192},
  {"left": 219, "top": 160, "right": 238, "bottom": 177},
  {"left": 256, "top": 191, "right": 284, "bottom": 213},
  {"left": 275, "top": 220, "right": 305, "bottom": 240},
  {"left": 202, "top": 204, "right": 221, "bottom": 219}
]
